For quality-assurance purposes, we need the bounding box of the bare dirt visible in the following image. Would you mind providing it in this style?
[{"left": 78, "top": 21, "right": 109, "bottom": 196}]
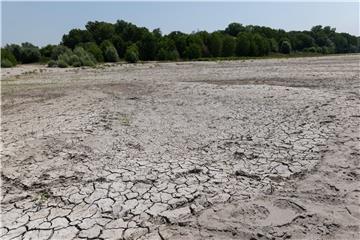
[{"left": 1, "top": 55, "right": 359, "bottom": 240}]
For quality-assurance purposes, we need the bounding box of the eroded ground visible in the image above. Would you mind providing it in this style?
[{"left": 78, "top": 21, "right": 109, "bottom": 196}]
[{"left": 1, "top": 55, "right": 359, "bottom": 240}]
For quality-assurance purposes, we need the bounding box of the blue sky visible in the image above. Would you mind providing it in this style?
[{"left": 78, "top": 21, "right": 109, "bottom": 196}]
[{"left": 2, "top": 1, "right": 359, "bottom": 46}]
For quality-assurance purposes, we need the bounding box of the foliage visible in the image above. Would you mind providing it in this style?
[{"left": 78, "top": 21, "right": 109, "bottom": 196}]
[
  {"left": 208, "top": 32, "right": 222, "bottom": 57},
  {"left": 222, "top": 35, "right": 236, "bottom": 57},
  {"left": 40, "top": 45, "right": 56, "bottom": 58},
  {"left": 236, "top": 33, "right": 251, "bottom": 56},
  {"left": 86, "top": 21, "right": 115, "bottom": 44},
  {"left": 1, "top": 48, "right": 17, "bottom": 67},
  {"left": 47, "top": 60, "right": 57, "bottom": 67},
  {"left": 104, "top": 45, "right": 119, "bottom": 62},
  {"left": 139, "top": 33, "right": 158, "bottom": 61},
  {"left": 81, "top": 42, "right": 104, "bottom": 62},
  {"left": 19, "top": 43, "right": 41, "bottom": 63},
  {"left": 5, "top": 44, "right": 22, "bottom": 62},
  {"left": 73, "top": 47, "right": 96, "bottom": 66},
  {"left": 51, "top": 45, "right": 71, "bottom": 60},
  {"left": 4, "top": 20, "right": 359, "bottom": 68},
  {"left": 280, "top": 40, "right": 292, "bottom": 54},
  {"left": 185, "top": 43, "right": 202, "bottom": 59},
  {"left": 225, "top": 23, "right": 244, "bottom": 37},
  {"left": 111, "top": 35, "right": 125, "bottom": 58},
  {"left": 56, "top": 47, "right": 96, "bottom": 67},
  {"left": 1, "top": 58, "right": 14, "bottom": 68},
  {"left": 124, "top": 44, "right": 139, "bottom": 63},
  {"left": 62, "top": 29, "right": 93, "bottom": 49}
]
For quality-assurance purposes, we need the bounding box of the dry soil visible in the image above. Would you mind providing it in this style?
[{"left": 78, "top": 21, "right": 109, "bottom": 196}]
[{"left": 1, "top": 55, "right": 360, "bottom": 240}]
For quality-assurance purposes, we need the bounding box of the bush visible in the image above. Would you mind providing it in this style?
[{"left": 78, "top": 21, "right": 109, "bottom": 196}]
[
  {"left": 47, "top": 60, "right": 57, "bottom": 67},
  {"left": 1, "top": 59, "right": 15, "bottom": 68},
  {"left": 222, "top": 35, "right": 236, "bottom": 57},
  {"left": 124, "top": 45, "right": 139, "bottom": 63},
  {"left": 185, "top": 43, "right": 202, "bottom": 59},
  {"left": 1, "top": 48, "right": 17, "bottom": 66},
  {"left": 82, "top": 42, "right": 104, "bottom": 62},
  {"left": 5, "top": 44, "right": 22, "bottom": 62},
  {"left": 236, "top": 33, "right": 251, "bottom": 56},
  {"left": 20, "top": 43, "right": 41, "bottom": 63},
  {"left": 208, "top": 33, "right": 222, "bottom": 57},
  {"left": 280, "top": 41, "right": 292, "bottom": 54},
  {"left": 51, "top": 45, "right": 70, "bottom": 60},
  {"left": 40, "top": 45, "right": 56, "bottom": 58},
  {"left": 56, "top": 47, "right": 96, "bottom": 67},
  {"left": 57, "top": 60, "right": 68, "bottom": 68},
  {"left": 157, "top": 48, "right": 179, "bottom": 61},
  {"left": 72, "top": 61, "right": 82, "bottom": 67},
  {"left": 74, "top": 47, "right": 96, "bottom": 66},
  {"left": 104, "top": 46, "right": 119, "bottom": 62}
]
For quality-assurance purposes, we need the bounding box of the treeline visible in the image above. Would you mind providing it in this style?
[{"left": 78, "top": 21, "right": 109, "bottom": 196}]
[{"left": 2, "top": 20, "right": 359, "bottom": 68}]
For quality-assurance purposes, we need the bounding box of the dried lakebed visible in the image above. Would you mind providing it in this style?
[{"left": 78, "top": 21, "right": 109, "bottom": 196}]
[{"left": 1, "top": 55, "right": 359, "bottom": 240}]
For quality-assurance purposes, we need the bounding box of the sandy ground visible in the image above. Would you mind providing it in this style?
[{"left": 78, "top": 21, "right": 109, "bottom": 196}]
[{"left": 1, "top": 55, "right": 359, "bottom": 240}]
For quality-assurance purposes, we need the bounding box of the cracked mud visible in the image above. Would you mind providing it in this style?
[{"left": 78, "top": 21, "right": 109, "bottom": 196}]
[{"left": 1, "top": 55, "right": 359, "bottom": 239}]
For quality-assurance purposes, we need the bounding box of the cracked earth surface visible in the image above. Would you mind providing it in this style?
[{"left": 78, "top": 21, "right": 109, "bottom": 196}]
[{"left": 1, "top": 55, "right": 359, "bottom": 239}]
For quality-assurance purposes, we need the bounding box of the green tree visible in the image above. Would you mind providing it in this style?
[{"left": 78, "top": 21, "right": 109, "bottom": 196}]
[
  {"left": 208, "top": 32, "right": 222, "bottom": 57},
  {"left": 253, "top": 34, "right": 269, "bottom": 56},
  {"left": 269, "top": 38, "right": 279, "bottom": 52},
  {"left": 86, "top": 21, "right": 115, "bottom": 44},
  {"left": 40, "top": 45, "right": 56, "bottom": 58},
  {"left": 111, "top": 35, "right": 126, "bottom": 58},
  {"left": 333, "top": 34, "right": 348, "bottom": 53},
  {"left": 225, "top": 23, "right": 244, "bottom": 37},
  {"left": 81, "top": 42, "right": 104, "bottom": 62},
  {"left": 104, "top": 45, "right": 119, "bottom": 62},
  {"left": 124, "top": 44, "right": 139, "bottom": 63},
  {"left": 280, "top": 40, "right": 292, "bottom": 54},
  {"left": 236, "top": 33, "right": 251, "bottom": 56},
  {"left": 185, "top": 43, "right": 202, "bottom": 59},
  {"left": 62, "top": 29, "right": 93, "bottom": 49},
  {"left": 222, "top": 35, "right": 236, "bottom": 57},
  {"left": 1, "top": 48, "right": 17, "bottom": 67},
  {"left": 20, "top": 42, "right": 41, "bottom": 63},
  {"left": 74, "top": 47, "right": 96, "bottom": 66},
  {"left": 139, "top": 33, "right": 158, "bottom": 60},
  {"left": 5, "top": 44, "right": 22, "bottom": 62},
  {"left": 51, "top": 45, "right": 71, "bottom": 60}
]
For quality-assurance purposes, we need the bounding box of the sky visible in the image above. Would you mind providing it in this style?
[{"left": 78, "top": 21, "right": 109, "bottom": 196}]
[{"left": 1, "top": 1, "right": 359, "bottom": 47}]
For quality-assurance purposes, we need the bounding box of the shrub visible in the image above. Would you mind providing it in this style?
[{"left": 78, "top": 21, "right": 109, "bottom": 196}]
[
  {"left": 1, "top": 48, "right": 17, "bottom": 66},
  {"left": 236, "top": 33, "right": 251, "bottom": 56},
  {"left": 1, "top": 59, "right": 15, "bottom": 68},
  {"left": 157, "top": 48, "right": 179, "bottom": 61},
  {"left": 185, "top": 43, "right": 202, "bottom": 59},
  {"left": 51, "top": 45, "right": 71, "bottom": 60},
  {"left": 208, "top": 33, "right": 222, "bottom": 57},
  {"left": 104, "top": 46, "right": 119, "bottom": 62},
  {"left": 269, "top": 38, "right": 279, "bottom": 52},
  {"left": 222, "top": 35, "right": 236, "bottom": 57},
  {"left": 40, "top": 45, "right": 56, "bottom": 58},
  {"left": 74, "top": 47, "right": 96, "bottom": 66},
  {"left": 5, "top": 44, "right": 22, "bottom": 62},
  {"left": 19, "top": 43, "right": 41, "bottom": 63},
  {"left": 72, "top": 61, "right": 82, "bottom": 67},
  {"left": 82, "top": 42, "right": 104, "bottom": 62},
  {"left": 124, "top": 45, "right": 139, "bottom": 63},
  {"left": 47, "top": 60, "right": 57, "bottom": 67},
  {"left": 56, "top": 47, "right": 97, "bottom": 67},
  {"left": 57, "top": 59, "right": 68, "bottom": 68},
  {"left": 280, "top": 41, "right": 292, "bottom": 54}
]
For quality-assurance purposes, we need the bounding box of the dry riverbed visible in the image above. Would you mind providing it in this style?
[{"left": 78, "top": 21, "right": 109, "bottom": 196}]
[{"left": 1, "top": 55, "right": 359, "bottom": 240}]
